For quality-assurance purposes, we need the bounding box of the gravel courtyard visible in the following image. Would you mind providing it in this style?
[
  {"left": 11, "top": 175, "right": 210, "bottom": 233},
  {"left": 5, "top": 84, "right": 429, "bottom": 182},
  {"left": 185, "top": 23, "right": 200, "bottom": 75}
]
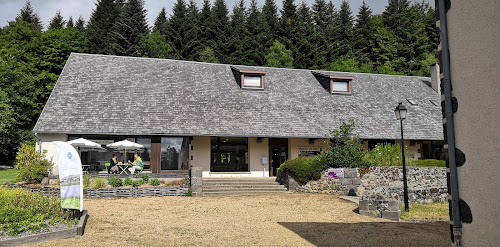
[{"left": 28, "top": 193, "right": 449, "bottom": 247}]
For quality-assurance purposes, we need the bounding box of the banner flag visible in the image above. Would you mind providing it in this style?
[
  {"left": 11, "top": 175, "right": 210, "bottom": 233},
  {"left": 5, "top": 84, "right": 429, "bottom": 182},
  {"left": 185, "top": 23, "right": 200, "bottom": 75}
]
[{"left": 53, "top": 141, "right": 83, "bottom": 211}]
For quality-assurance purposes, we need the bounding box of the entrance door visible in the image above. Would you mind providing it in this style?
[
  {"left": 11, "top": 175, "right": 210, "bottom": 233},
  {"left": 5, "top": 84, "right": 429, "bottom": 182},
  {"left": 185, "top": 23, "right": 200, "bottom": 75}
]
[{"left": 269, "top": 138, "right": 288, "bottom": 176}]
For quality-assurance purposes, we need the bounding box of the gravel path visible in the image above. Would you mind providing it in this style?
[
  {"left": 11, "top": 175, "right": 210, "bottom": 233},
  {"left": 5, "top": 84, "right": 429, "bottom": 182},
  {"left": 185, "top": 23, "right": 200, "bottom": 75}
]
[{"left": 27, "top": 194, "right": 449, "bottom": 247}]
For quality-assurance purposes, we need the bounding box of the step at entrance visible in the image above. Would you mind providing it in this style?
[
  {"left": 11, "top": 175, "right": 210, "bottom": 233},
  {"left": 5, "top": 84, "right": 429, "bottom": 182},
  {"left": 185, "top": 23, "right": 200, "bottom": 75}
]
[{"left": 202, "top": 178, "right": 288, "bottom": 195}]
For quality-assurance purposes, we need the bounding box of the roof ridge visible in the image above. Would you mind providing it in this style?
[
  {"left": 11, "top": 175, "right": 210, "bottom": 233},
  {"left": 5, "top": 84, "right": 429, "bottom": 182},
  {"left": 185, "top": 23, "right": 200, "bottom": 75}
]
[{"left": 70, "top": 53, "right": 430, "bottom": 79}]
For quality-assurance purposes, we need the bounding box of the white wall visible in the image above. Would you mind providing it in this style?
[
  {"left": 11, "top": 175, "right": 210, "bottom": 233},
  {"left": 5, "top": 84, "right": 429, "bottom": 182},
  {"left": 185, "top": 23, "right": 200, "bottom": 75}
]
[{"left": 35, "top": 133, "right": 68, "bottom": 176}]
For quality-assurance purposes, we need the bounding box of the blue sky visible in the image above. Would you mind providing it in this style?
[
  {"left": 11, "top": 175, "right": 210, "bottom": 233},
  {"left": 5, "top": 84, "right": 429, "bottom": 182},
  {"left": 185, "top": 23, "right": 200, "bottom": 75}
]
[{"left": 0, "top": 0, "right": 432, "bottom": 29}]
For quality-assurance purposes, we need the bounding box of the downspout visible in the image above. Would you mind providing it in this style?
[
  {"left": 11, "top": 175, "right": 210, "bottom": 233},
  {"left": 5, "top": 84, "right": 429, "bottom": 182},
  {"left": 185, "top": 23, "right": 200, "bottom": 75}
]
[{"left": 437, "top": 0, "right": 462, "bottom": 245}]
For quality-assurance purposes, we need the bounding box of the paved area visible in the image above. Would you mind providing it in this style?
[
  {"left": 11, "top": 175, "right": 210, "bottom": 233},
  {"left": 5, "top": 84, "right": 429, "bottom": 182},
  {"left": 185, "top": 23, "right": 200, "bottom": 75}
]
[{"left": 28, "top": 194, "right": 450, "bottom": 247}]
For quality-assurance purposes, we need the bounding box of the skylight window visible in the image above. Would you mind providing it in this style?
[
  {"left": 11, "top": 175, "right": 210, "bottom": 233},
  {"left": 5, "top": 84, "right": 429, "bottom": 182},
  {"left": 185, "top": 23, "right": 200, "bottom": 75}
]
[
  {"left": 406, "top": 98, "right": 418, "bottom": 105},
  {"left": 430, "top": 100, "right": 440, "bottom": 106},
  {"left": 232, "top": 67, "right": 267, "bottom": 90}
]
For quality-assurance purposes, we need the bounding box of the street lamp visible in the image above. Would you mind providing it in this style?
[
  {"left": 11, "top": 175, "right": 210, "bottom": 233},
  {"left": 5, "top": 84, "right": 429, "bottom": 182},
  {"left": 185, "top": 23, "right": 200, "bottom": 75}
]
[{"left": 395, "top": 102, "right": 409, "bottom": 212}]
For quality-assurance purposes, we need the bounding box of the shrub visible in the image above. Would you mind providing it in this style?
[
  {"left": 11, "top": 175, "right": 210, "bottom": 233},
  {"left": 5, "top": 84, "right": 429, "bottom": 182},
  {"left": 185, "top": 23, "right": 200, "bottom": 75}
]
[
  {"left": 123, "top": 177, "right": 133, "bottom": 186},
  {"left": 108, "top": 177, "right": 122, "bottom": 187},
  {"left": 0, "top": 187, "right": 75, "bottom": 235},
  {"left": 324, "top": 119, "right": 367, "bottom": 168},
  {"left": 14, "top": 139, "right": 53, "bottom": 183},
  {"left": 150, "top": 178, "right": 160, "bottom": 186},
  {"left": 409, "top": 159, "right": 446, "bottom": 167},
  {"left": 184, "top": 175, "right": 190, "bottom": 186},
  {"left": 82, "top": 174, "right": 91, "bottom": 188},
  {"left": 140, "top": 174, "right": 149, "bottom": 184},
  {"left": 91, "top": 177, "right": 107, "bottom": 189},
  {"left": 279, "top": 155, "right": 328, "bottom": 184},
  {"left": 132, "top": 180, "right": 141, "bottom": 187},
  {"left": 365, "top": 143, "right": 408, "bottom": 166}
]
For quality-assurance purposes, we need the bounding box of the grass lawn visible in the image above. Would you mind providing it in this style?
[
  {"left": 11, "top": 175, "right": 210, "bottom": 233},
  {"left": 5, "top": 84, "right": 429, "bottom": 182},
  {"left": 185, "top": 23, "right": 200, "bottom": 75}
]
[
  {"left": 0, "top": 169, "right": 18, "bottom": 184},
  {"left": 400, "top": 202, "right": 449, "bottom": 220}
]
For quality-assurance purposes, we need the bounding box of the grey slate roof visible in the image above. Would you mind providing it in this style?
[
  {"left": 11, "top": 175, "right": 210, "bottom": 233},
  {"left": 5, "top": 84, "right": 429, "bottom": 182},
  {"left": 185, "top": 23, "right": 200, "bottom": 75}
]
[{"left": 33, "top": 53, "right": 443, "bottom": 140}]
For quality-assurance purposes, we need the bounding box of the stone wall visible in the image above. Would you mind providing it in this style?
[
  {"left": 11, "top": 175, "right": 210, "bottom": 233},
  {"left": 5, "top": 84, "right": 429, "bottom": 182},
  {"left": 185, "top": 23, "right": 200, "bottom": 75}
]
[
  {"left": 358, "top": 166, "right": 447, "bottom": 204},
  {"left": 293, "top": 168, "right": 360, "bottom": 196},
  {"left": 283, "top": 166, "right": 447, "bottom": 203}
]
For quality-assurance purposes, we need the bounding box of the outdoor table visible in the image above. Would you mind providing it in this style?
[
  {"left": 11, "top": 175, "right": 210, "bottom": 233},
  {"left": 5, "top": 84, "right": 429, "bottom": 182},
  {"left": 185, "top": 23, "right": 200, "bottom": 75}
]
[{"left": 118, "top": 163, "right": 132, "bottom": 174}]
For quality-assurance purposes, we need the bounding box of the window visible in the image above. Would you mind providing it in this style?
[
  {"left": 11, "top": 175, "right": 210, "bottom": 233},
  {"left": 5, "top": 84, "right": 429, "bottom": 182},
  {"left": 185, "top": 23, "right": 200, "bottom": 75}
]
[
  {"left": 210, "top": 137, "right": 248, "bottom": 172},
  {"left": 232, "top": 67, "right": 267, "bottom": 89},
  {"left": 330, "top": 77, "right": 353, "bottom": 93},
  {"left": 242, "top": 75, "right": 263, "bottom": 88},
  {"left": 161, "top": 137, "right": 190, "bottom": 170},
  {"left": 406, "top": 98, "right": 418, "bottom": 105}
]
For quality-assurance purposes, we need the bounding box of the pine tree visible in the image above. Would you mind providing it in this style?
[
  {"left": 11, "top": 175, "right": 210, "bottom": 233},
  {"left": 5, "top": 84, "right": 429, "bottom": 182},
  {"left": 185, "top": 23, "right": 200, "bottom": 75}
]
[
  {"left": 227, "top": 0, "right": 248, "bottom": 65},
  {"left": 153, "top": 7, "right": 168, "bottom": 35},
  {"left": 166, "top": 0, "right": 188, "bottom": 59},
  {"left": 337, "top": 0, "right": 353, "bottom": 57},
  {"left": 109, "top": 0, "right": 149, "bottom": 56},
  {"left": 199, "top": 0, "right": 215, "bottom": 51},
  {"left": 323, "top": 1, "right": 339, "bottom": 66},
  {"left": 48, "top": 10, "right": 66, "bottom": 30},
  {"left": 294, "top": 1, "right": 325, "bottom": 69},
  {"left": 211, "top": 0, "right": 230, "bottom": 63},
  {"left": 312, "top": 0, "right": 328, "bottom": 29},
  {"left": 86, "top": 0, "right": 122, "bottom": 54},
  {"left": 66, "top": 16, "right": 74, "bottom": 28},
  {"left": 183, "top": 0, "right": 203, "bottom": 61},
  {"left": 75, "top": 16, "right": 86, "bottom": 32},
  {"left": 353, "top": 1, "right": 373, "bottom": 62},
  {"left": 15, "top": 0, "right": 42, "bottom": 29},
  {"left": 265, "top": 40, "right": 293, "bottom": 68},
  {"left": 262, "top": 0, "right": 279, "bottom": 40},
  {"left": 245, "top": 0, "right": 271, "bottom": 66},
  {"left": 279, "top": 0, "right": 297, "bottom": 63}
]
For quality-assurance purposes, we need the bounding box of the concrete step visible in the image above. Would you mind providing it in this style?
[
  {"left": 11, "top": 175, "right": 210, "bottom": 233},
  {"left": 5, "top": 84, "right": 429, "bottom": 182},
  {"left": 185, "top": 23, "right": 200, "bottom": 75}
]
[
  {"left": 202, "top": 178, "right": 287, "bottom": 195},
  {"left": 203, "top": 185, "right": 286, "bottom": 189},
  {"left": 203, "top": 187, "right": 287, "bottom": 192},
  {"left": 202, "top": 190, "right": 289, "bottom": 196}
]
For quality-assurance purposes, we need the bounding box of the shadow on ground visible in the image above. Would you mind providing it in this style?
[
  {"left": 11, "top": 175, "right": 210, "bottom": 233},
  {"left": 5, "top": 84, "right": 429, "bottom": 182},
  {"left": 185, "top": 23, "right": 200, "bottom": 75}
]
[{"left": 278, "top": 221, "right": 450, "bottom": 247}]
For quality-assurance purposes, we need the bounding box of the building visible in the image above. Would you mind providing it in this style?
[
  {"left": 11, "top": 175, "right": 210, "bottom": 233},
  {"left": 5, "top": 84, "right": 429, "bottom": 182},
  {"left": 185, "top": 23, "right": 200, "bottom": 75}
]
[
  {"left": 436, "top": 0, "right": 500, "bottom": 245},
  {"left": 33, "top": 53, "right": 443, "bottom": 177}
]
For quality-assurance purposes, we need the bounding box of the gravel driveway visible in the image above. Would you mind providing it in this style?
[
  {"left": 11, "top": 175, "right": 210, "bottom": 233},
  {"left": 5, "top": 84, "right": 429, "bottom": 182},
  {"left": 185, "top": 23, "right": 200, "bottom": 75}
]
[{"left": 28, "top": 193, "right": 449, "bottom": 247}]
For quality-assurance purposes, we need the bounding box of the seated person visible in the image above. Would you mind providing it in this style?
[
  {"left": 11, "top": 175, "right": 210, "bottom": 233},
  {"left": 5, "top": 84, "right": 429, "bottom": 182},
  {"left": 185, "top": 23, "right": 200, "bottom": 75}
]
[
  {"left": 109, "top": 153, "right": 121, "bottom": 174},
  {"left": 128, "top": 153, "right": 143, "bottom": 174}
]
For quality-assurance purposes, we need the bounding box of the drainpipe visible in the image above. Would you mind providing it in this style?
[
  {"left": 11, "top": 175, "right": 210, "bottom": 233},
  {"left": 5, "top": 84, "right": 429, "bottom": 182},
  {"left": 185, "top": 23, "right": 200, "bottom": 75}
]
[{"left": 438, "top": 0, "right": 462, "bottom": 245}]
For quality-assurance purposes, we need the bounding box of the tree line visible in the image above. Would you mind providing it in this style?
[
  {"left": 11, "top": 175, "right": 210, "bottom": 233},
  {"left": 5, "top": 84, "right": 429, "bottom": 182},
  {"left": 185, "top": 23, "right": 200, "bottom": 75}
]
[{"left": 0, "top": 0, "right": 438, "bottom": 165}]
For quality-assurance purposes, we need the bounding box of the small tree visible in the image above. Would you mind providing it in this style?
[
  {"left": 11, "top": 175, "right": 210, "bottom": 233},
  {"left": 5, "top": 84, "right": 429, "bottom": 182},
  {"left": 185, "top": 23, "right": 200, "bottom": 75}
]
[
  {"left": 265, "top": 40, "right": 294, "bottom": 68},
  {"left": 324, "top": 119, "right": 366, "bottom": 168},
  {"left": 15, "top": 138, "right": 53, "bottom": 183}
]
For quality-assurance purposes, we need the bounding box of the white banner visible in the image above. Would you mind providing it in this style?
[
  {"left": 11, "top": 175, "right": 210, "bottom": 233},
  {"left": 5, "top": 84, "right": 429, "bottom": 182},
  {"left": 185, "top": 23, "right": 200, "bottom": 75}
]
[{"left": 53, "top": 141, "right": 83, "bottom": 211}]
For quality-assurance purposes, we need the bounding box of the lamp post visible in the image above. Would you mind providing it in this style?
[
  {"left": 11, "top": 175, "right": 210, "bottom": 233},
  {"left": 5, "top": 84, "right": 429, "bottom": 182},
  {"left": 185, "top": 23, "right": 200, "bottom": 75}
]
[{"left": 395, "top": 102, "right": 409, "bottom": 212}]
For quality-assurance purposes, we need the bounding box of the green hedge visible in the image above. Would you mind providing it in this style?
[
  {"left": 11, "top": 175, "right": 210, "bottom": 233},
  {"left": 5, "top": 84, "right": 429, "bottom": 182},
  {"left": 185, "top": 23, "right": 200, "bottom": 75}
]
[
  {"left": 409, "top": 159, "right": 446, "bottom": 167},
  {"left": 279, "top": 155, "right": 328, "bottom": 184}
]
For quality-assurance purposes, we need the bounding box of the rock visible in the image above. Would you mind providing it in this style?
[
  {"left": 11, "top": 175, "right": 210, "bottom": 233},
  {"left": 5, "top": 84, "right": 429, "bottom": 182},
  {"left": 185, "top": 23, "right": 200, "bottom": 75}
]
[{"left": 41, "top": 177, "right": 49, "bottom": 186}]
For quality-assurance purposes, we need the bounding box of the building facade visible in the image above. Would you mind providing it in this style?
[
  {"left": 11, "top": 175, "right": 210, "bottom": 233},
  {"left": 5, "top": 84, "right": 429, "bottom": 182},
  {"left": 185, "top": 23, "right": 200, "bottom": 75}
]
[
  {"left": 437, "top": 0, "right": 500, "bottom": 245},
  {"left": 34, "top": 53, "right": 443, "bottom": 177}
]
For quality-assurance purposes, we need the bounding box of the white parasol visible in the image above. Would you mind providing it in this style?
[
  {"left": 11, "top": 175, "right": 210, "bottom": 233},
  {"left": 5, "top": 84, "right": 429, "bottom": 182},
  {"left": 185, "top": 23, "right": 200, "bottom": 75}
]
[{"left": 106, "top": 140, "right": 144, "bottom": 163}]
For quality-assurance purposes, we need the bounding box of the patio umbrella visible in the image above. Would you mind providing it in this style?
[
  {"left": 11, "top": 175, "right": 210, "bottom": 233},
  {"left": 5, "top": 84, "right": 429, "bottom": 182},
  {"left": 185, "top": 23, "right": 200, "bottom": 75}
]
[
  {"left": 66, "top": 138, "right": 106, "bottom": 155},
  {"left": 106, "top": 140, "right": 144, "bottom": 163}
]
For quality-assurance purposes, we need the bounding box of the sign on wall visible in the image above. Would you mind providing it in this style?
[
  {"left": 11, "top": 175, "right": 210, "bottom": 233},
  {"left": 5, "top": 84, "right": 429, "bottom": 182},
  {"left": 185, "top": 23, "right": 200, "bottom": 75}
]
[
  {"left": 53, "top": 141, "right": 83, "bottom": 211},
  {"left": 298, "top": 147, "right": 322, "bottom": 157}
]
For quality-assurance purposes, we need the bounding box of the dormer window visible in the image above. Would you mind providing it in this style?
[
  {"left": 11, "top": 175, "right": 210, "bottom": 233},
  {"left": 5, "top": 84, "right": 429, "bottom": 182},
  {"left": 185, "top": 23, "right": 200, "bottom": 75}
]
[
  {"left": 330, "top": 76, "right": 353, "bottom": 94},
  {"left": 242, "top": 74, "right": 264, "bottom": 89},
  {"left": 231, "top": 66, "right": 267, "bottom": 90},
  {"left": 312, "top": 71, "right": 353, "bottom": 95}
]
